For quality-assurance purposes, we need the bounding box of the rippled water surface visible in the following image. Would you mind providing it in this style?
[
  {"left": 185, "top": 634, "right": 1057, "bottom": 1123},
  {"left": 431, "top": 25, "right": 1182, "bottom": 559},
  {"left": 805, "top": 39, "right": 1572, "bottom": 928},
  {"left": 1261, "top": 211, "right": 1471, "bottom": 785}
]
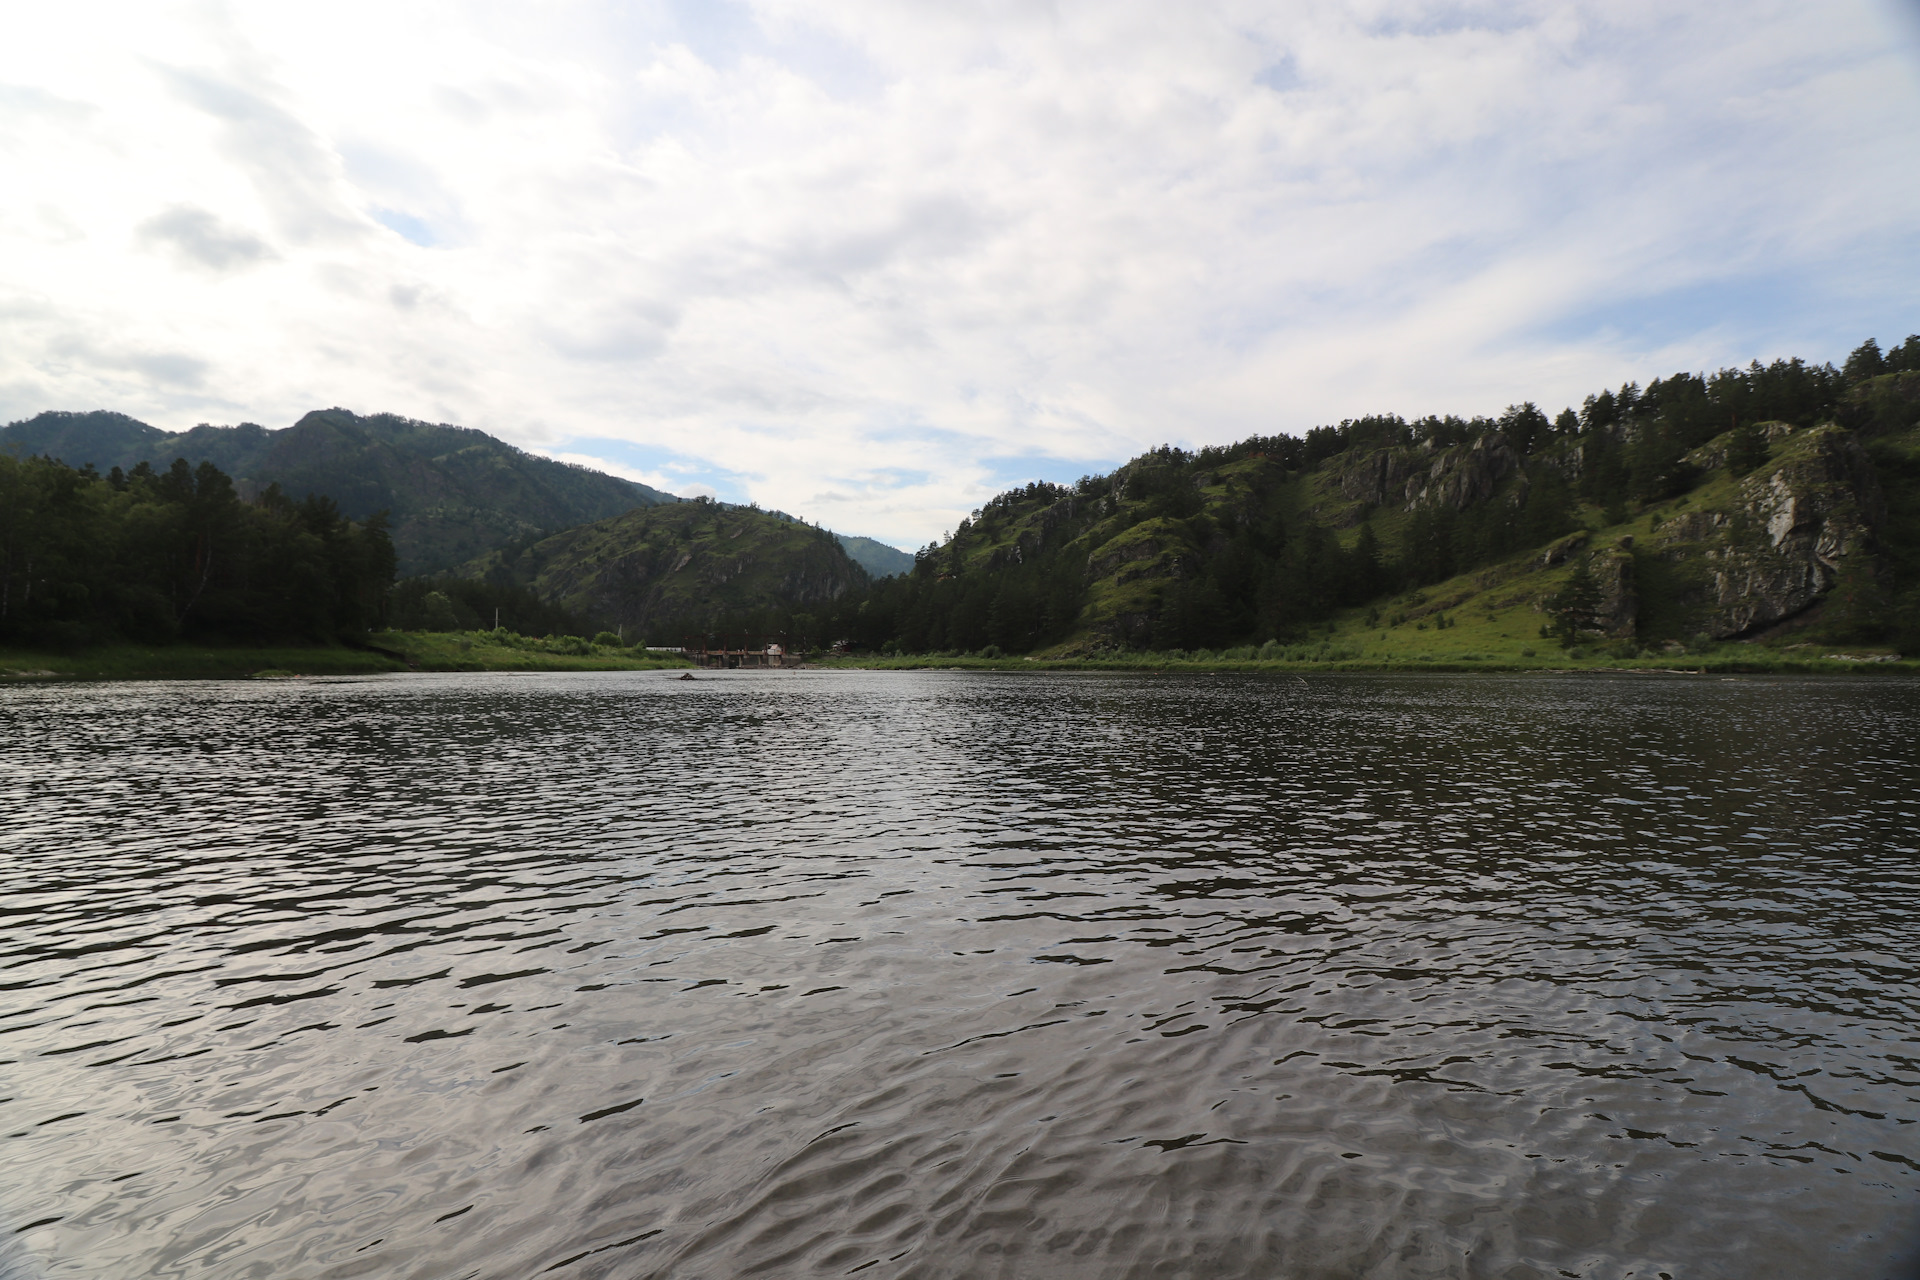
[{"left": 4, "top": 670, "right": 1919, "bottom": 1279}]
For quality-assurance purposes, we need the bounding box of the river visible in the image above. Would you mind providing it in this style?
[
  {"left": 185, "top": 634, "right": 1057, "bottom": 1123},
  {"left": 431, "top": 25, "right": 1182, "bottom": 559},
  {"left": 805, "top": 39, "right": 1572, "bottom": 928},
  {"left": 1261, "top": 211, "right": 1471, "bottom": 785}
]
[{"left": 2, "top": 670, "right": 1917, "bottom": 1279}]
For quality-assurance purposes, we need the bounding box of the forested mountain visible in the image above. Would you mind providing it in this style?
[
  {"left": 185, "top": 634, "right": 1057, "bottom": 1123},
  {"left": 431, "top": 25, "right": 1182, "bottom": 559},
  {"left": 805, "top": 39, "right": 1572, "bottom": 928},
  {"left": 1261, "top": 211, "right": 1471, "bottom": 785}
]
[
  {"left": 0, "top": 408, "right": 678, "bottom": 575},
  {"left": 9, "top": 336, "right": 1915, "bottom": 660},
  {"left": 799, "top": 335, "right": 1920, "bottom": 655},
  {"left": 834, "top": 534, "right": 916, "bottom": 579},
  {"left": 464, "top": 499, "right": 869, "bottom": 643},
  {"left": 0, "top": 454, "right": 393, "bottom": 647}
]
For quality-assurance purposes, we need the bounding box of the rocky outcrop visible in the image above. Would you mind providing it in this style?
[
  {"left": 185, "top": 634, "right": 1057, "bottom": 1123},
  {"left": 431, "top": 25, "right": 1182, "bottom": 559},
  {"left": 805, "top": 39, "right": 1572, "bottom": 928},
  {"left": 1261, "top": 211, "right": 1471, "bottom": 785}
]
[
  {"left": 1337, "top": 448, "right": 1416, "bottom": 507},
  {"left": 1406, "top": 432, "right": 1520, "bottom": 511},
  {"left": 1330, "top": 432, "right": 1527, "bottom": 515},
  {"left": 1591, "top": 544, "right": 1637, "bottom": 637},
  {"left": 1683, "top": 421, "right": 1795, "bottom": 473},
  {"left": 1538, "top": 530, "right": 1589, "bottom": 567},
  {"left": 1674, "top": 425, "right": 1884, "bottom": 637}
]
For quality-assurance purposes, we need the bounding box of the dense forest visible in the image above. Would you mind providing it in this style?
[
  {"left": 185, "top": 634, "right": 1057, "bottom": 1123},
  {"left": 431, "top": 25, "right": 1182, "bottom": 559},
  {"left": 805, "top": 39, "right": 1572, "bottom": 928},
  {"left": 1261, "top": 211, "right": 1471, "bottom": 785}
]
[
  {"left": 687, "top": 335, "right": 1920, "bottom": 655},
  {"left": 0, "top": 408, "right": 678, "bottom": 576},
  {"left": 386, "top": 575, "right": 597, "bottom": 638},
  {"left": 0, "top": 454, "right": 394, "bottom": 648},
  {"left": 6, "top": 333, "right": 1917, "bottom": 659},
  {"left": 460, "top": 498, "right": 870, "bottom": 646}
]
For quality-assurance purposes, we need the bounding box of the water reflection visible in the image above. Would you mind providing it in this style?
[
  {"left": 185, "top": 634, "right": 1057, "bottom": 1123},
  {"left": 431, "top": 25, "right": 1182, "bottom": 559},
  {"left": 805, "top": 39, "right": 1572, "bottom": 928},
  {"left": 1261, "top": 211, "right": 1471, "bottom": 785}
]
[{"left": 2, "top": 670, "right": 1917, "bottom": 1278}]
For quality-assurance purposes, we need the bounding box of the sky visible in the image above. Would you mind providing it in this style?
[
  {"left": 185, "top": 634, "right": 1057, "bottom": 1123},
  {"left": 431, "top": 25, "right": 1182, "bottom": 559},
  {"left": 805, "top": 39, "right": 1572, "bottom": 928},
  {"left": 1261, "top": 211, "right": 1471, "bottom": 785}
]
[{"left": 2, "top": 1, "right": 1919, "bottom": 550}]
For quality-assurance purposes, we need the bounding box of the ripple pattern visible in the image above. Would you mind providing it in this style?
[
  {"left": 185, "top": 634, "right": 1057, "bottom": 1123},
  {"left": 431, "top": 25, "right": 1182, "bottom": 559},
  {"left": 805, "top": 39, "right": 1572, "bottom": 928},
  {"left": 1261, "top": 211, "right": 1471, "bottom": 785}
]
[{"left": 2, "top": 670, "right": 1918, "bottom": 1279}]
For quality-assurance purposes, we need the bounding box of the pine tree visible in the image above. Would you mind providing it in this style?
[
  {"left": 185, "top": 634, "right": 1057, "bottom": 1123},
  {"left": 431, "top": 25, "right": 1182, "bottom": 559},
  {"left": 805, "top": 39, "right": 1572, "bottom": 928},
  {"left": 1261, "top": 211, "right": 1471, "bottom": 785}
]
[
  {"left": 1544, "top": 559, "right": 1603, "bottom": 649},
  {"left": 1726, "top": 419, "right": 1771, "bottom": 476}
]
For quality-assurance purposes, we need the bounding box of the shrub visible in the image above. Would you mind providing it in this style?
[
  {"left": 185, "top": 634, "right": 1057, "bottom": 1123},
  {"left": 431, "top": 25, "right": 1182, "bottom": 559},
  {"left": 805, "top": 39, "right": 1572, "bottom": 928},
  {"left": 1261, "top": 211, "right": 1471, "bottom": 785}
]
[{"left": 593, "top": 631, "right": 621, "bottom": 648}]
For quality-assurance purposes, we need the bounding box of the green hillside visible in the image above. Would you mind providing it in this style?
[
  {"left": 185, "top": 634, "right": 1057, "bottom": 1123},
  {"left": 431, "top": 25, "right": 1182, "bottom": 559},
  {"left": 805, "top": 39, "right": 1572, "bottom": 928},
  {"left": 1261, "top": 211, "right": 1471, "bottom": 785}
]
[
  {"left": 464, "top": 499, "right": 869, "bottom": 643},
  {"left": 835, "top": 533, "right": 915, "bottom": 578},
  {"left": 813, "top": 336, "right": 1920, "bottom": 660},
  {"left": 0, "top": 408, "right": 679, "bottom": 575}
]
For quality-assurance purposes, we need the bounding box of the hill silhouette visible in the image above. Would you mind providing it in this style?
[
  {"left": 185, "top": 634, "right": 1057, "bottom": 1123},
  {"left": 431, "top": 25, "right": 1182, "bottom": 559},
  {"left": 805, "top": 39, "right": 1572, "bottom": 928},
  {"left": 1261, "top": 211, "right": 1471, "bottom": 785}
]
[{"left": 0, "top": 408, "right": 678, "bottom": 575}]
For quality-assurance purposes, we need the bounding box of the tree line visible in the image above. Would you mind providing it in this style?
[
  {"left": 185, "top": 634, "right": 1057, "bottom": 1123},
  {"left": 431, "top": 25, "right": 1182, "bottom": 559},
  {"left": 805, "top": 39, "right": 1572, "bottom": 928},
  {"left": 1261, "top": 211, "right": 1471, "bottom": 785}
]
[
  {"left": 0, "top": 454, "right": 394, "bottom": 648},
  {"left": 799, "top": 334, "right": 1920, "bottom": 654},
  {"left": 10, "top": 334, "right": 1915, "bottom": 657}
]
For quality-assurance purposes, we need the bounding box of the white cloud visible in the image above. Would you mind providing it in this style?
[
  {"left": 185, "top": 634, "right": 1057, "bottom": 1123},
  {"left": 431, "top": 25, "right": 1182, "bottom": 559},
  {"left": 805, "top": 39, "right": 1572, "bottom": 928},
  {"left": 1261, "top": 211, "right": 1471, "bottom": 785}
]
[
  {"left": 135, "top": 205, "right": 276, "bottom": 273},
  {"left": 1, "top": 0, "right": 1917, "bottom": 548}
]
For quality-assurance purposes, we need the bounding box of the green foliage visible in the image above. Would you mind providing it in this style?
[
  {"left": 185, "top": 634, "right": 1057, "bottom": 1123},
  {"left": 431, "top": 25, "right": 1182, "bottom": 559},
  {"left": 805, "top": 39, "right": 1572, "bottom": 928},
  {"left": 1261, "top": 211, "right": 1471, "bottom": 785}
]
[
  {"left": 1543, "top": 560, "right": 1604, "bottom": 649},
  {"left": 817, "top": 331, "right": 1920, "bottom": 659},
  {"left": 466, "top": 499, "right": 868, "bottom": 646},
  {"left": 0, "top": 407, "right": 678, "bottom": 576},
  {"left": 1726, "top": 419, "right": 1772, "bottom": 476},
  {"left": 1840, "top": 371, "right": 1920, "bottom": 437},
  {"left": 1821, "top": 558, "right": 1890, "bottom": 643},
  {"left": 419, "top": 591, "right": 460, "bottom": 632},
  {"left": 388, "top": 575, "right": 593, "bottom": 637},
  {"left": 0, "top": 453, "right": 394, "bottom": 648},
  {"left": 835, "top": 535, "right": 915, "bottom": 578}
]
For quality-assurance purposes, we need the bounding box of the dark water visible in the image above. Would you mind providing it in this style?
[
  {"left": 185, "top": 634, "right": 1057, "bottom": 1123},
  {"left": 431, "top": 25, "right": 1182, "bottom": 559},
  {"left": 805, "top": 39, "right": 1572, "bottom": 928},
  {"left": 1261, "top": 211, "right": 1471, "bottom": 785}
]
[{"left": 3, "top": 670, "right": 1918, "bottom": 1280}]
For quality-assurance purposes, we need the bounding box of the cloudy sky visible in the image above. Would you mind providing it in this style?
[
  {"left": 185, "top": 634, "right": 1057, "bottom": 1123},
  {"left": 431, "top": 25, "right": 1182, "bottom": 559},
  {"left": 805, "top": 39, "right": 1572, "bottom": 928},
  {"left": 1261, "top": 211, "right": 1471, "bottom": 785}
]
[{"left": 3, "top": 1, "right": 1918, "bottom": 549}]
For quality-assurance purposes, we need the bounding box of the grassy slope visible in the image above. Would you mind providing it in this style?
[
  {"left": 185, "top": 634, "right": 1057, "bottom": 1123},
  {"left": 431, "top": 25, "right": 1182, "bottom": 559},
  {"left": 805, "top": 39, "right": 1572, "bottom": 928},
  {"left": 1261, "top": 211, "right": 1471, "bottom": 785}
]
[
  {"left": 1310, "top": 422, "right": 1894, "bottom": 666},
  {"left": 0, "top": 632, "right": 693, "bottom": 681},
  {"left": 868, "top": 417, "right": 1917, "bottom": 672}
]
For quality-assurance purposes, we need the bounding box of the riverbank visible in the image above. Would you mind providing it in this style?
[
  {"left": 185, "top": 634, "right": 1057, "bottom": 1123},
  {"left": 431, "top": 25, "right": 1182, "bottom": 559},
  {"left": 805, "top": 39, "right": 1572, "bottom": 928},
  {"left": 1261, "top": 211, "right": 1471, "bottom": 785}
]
[
  {"left": 6, "top": 632, "right": 1909, "bottom": 681},
  {"left": 0, "top": 630, "right": 693, "bottom": 681},
  {"left": 811, "top": 647, "right": 1915, "bottom": 676}
]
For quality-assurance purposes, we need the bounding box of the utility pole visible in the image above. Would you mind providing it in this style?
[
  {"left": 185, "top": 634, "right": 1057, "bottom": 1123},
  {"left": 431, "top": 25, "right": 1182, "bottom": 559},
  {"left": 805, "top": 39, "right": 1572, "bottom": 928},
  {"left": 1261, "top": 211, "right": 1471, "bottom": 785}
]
[{"left": 494, "top": 607, "right": 499, "bottom": 630}]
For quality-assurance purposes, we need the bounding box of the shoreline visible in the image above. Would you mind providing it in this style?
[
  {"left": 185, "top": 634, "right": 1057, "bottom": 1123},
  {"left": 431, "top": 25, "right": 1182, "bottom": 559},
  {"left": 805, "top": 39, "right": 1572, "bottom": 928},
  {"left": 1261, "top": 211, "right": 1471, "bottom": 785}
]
[
  {"left": 4, "top": 635, "right": 1911, "bottom": 682},
  {"left": 808, "top": 654, "right": 1916, "bottom": 677},
  {"left": 0, "top": 632, "right": 694, "bottom": 682}
]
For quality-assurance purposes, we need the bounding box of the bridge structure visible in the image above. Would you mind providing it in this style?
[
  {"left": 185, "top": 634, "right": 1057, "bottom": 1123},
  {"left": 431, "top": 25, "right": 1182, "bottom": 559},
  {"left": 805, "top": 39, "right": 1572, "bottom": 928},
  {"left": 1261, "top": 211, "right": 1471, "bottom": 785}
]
[{"left": 678, "top": 635, "right": 806, "bottom": 669}]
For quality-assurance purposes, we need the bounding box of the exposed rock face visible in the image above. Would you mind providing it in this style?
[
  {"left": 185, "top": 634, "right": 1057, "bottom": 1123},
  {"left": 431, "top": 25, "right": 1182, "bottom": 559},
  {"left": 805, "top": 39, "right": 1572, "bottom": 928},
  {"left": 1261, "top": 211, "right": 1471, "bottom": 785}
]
[
  {"left": 1332, "top": 432, "right": 1525, "bottom": 515},
  {"left": 1407, "top": 433, "right": 1520, "bottom": 511},
  {"left": 1337, "top": 448, "right": 1415, "bottom": 507},
  {"left": 1590, "top": 545, "right": 1638, "bottom": 638},
  {"left": 1672, "top": 425, "right": 1885, "bottom": 637}
]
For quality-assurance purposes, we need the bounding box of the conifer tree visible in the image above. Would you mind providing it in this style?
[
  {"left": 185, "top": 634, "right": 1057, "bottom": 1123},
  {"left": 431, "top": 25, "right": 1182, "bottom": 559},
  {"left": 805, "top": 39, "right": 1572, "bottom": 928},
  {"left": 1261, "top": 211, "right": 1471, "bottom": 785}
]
[
  {"left": 1544, "top": 558, "right": 1603, "bottom": 649},
  {"left": 1726, "top": 419, "right": 1771, "bottom": 476}
]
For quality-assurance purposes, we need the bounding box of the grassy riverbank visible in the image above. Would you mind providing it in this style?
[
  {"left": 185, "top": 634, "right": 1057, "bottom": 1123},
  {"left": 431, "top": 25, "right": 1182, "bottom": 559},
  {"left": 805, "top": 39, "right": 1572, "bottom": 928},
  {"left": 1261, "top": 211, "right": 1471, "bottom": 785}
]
[
  {"left": 0, "top": 629, "right": 693, "bottom": 681},
  {"left": 6, "top": 630, "right": 1908, "bottom": 681},
  {"left": 813, "top": 645, "right": 1915, "bottom": 676}
]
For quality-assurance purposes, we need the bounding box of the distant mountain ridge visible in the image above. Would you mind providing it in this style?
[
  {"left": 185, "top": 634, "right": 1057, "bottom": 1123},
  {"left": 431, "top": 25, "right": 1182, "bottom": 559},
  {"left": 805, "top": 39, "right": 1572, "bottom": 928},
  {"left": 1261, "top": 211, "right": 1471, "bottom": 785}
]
[
  {"left": 1, "top": 408, "right": 681, "bottom": 576},
  {"left": 729, "top": 502, "right": 916, "bottom": 579},
  {"left": 3, "top": 408, "right": 916, "bottom": 581},
  {"left": 834, "top": 535, "right": 916, "bottom": 579}
]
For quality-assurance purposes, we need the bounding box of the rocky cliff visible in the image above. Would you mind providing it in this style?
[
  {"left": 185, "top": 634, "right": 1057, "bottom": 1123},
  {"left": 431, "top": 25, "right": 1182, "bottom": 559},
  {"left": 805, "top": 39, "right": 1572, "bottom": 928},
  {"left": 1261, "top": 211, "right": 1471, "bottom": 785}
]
[{"left": 1621, "top": 423, "right": 1885, "bottom": 638}]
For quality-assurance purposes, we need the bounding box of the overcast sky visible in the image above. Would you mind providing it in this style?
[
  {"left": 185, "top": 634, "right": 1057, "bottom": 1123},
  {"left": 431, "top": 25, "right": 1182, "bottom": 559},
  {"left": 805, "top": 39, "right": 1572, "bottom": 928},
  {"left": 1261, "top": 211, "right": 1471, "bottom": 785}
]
[{"left": 3, "top": 2, "right": 1918, "bottom": 548}]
